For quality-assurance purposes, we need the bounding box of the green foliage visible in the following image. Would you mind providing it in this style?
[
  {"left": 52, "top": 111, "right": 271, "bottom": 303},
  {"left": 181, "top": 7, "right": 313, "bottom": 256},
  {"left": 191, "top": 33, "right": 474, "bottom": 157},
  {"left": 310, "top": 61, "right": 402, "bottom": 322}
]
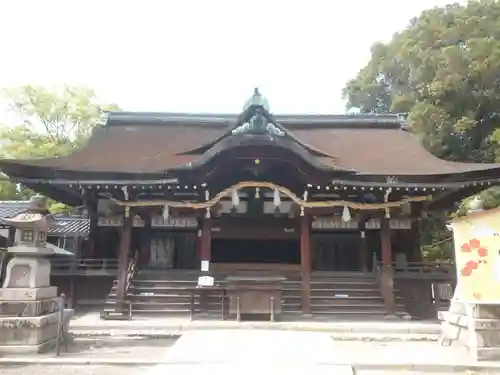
[
  {"left": 0, "top": 85, "right": 119, "bottom": 207},
  {"left": 343, "top": 0, "right": 500, "bottom": 260},
  {"left": 420, "top": 215, "right": 454, "bottom": 261},
  {"left": 343, "top": 0, "right": 500, "bottom": 163},
  {"left": 0, "top": 180, "right": 21, "bottom": 200},
  {"left": 0, "top": 85, "right": 119, "bottom": 159}
]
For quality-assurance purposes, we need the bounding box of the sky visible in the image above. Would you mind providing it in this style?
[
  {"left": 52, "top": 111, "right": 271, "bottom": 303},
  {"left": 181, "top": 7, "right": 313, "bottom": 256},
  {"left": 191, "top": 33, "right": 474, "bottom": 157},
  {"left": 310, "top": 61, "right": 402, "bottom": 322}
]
[{"left": 0, "top": 0, "right": 462, "bottom": 118}]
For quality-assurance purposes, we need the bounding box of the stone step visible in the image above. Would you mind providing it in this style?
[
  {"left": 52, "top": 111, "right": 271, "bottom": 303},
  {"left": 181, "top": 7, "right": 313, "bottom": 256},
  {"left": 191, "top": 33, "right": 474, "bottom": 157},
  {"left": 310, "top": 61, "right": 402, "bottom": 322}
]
[
  {"left": 283, "top": 289, "right": 383, "bottom": 297},
  {"left": 287, "top": 284, "right": 380, "bottom": 291},
  {"left": 103, "top": 270, "right": 409, "bottom": 318},
  {"left": 136, "top": 269, "right": 200, "bottom": 277},
  {"left": 312, "top": 305, "right": 407, "bottom": 314},
  {"left": 128, "top": 287, "right": 198, "bottom": 295},
  {"left": 132, "top": 280, "right": 198, "bottom": 286},
  {"left": 286, "top": 278, "right": 377, "bottom": 284},
  {"left": 127, "top": 295, "right": 226, "bottom": 303},
  {"left": 131, "top": 303, "right": 223, "bottom": 312},
  {"left": 312, "top": 312, "right": 410, "bottom": 319},
  {"left": 282, "top": 296, "right": 388, "bottom": 303}
]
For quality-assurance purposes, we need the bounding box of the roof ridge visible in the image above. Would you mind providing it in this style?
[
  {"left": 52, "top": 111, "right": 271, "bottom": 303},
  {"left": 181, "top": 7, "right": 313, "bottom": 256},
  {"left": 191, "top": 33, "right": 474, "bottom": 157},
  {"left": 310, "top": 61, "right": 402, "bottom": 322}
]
[
  {"left": 0, "top": 200, "right": 31, "bottom": 204},
  {"left": 103, "top": 111, "right": 406, "bottom": 129}
]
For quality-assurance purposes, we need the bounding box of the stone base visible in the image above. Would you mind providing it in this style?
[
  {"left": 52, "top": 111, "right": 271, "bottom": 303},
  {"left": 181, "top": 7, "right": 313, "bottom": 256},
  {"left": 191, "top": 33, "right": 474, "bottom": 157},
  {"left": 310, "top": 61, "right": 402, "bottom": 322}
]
[
  {"left": 440, "top": 301, "right": 500, "bottom": 359},
  {"left": 0, "top": 297, "right": 59, "bottom": 316},
  {"left": 0, "top": 286, "right": 58, "bottom": 301},
  {"left": 0, "top": 309, "right": 74, "bottom": 353},
  {"left": 0, "top": 337, "right": 57, "bottom": 354}
]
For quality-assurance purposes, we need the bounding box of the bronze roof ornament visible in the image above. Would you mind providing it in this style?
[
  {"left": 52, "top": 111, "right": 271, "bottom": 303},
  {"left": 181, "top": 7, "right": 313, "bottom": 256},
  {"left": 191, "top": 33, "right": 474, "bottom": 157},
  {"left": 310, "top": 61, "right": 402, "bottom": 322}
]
[
  {"left": 232, "top": 88, "right": 285, "bottom": 137},
  {"left": 242, "top": 87, "right": 270, "bottom": 112}
]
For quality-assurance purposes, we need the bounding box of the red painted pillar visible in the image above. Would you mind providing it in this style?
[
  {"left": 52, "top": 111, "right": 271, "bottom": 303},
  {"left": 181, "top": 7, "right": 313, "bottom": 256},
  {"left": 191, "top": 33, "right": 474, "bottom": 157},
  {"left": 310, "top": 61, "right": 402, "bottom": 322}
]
[
  {"left": 85, "top": 197, "right": 98, "bottom": 258},
  {"left": 115, "top": 214, "right": 132, "bottom": 302},
  {"left": 380, "top": 218, "right": 395, "bottom": 315},
  {"left": 381, "top": 218, "right": 392, "bottom": 267},
  {"left": 412, "top": 219, "right": 422, "bottom": 262},
  {"left": 300, "top": 215, "right": 312, "bottom": 315},
  {"left": 200, "top": 219, "right": 212, "bottom": 269}
]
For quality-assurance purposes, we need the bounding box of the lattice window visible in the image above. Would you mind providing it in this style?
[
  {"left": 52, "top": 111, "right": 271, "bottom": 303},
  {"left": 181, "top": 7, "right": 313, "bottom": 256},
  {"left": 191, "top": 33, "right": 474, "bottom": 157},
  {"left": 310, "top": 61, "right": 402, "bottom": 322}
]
[
  {"left": 37, "top": 231, "right": 46, "bottom": 241},
  {"left": 21, "top": 230, "right": 34, "bottom": 242}
]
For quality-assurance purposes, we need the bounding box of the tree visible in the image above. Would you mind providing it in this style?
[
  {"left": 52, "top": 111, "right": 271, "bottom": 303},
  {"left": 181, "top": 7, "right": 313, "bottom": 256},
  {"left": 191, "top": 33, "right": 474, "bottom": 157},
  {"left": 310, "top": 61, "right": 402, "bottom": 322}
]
[
  {"left": 0, "top": 85, "right": 119, "bottom": 205},
  {"left": 343, "top": 0, "right": 500, "bottom": 259},
  {"left": 344, "top": 0, "right": 500, "bottom": 163},
  {"left": 1, "top": 85, "right": 119, "bottom": 159}
]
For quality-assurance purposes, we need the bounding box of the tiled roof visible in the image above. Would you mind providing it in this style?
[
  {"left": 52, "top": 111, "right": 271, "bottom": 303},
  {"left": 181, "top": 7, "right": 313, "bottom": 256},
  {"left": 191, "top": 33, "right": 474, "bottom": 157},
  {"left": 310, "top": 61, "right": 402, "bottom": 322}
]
[
  {"left": 1, "top": 112, "right": 500, "bottom": 176},
  {"left": 50, "top": 217, "right": 90, "bottom": 237},
  {"left": 0, "top": 200, "right": 32, "bottom": 219},
  {"left": 0, "top": 201, "right": 89, "bottom": 237}
]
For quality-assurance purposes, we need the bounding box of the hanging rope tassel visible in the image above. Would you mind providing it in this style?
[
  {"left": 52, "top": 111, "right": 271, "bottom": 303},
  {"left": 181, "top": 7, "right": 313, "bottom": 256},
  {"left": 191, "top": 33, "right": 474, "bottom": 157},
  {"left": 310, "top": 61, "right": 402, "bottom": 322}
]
[
  {"left": 342, "top": 205, "right": 351, "bottom": 222},
  {"left": 384, "top": 188, "right": 392, "bottom": 219},
  {"left": 205, "top": 207, "right": 211, "bottom": 218},
  {"left": 273, "top": 188, "right": 281, "bottom": 206},
  {"left": 121, "top": 186, "right": 130, "bottom": 217},
  {"left": 300, "top": 190, "right": 308, "bottom": 217},
  {"left": 232, "top": 189, "right": 240, "bottom": 207}
]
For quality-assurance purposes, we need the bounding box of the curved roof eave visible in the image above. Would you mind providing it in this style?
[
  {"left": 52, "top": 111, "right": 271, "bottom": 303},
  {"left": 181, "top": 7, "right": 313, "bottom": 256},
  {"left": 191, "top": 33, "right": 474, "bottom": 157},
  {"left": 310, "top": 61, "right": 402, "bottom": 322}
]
[{"left": 166, "top": 134, "right": 355, "bottom": 174}]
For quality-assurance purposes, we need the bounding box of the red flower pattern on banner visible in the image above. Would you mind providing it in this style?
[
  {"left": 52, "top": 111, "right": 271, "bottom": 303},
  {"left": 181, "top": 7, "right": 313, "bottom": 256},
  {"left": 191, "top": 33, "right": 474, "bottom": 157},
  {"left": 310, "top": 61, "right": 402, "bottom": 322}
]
[
  {"left": 459, "top": 238, "right": 488, "bottom": 277},
  {"left": 461, "top": 243, "right": 472, "bottom": 252},
  {"left": 477, "top": 247, "right": 488, "bottom": 257},
  {"left": 469, "top": 238, "right": 481, "bottom": 248}
]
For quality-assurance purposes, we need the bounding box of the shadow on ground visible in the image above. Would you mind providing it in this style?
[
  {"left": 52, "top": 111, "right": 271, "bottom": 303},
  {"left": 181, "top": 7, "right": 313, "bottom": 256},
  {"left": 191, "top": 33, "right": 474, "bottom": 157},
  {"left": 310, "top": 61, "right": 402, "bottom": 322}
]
[{"left": 0, "top": 336, "right": 179, "bottom": 361}]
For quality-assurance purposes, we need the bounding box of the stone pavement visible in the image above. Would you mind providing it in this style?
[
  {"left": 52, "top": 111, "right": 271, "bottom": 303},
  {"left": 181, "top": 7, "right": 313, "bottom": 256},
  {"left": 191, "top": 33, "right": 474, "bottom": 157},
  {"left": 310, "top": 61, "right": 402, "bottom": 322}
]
[
  {"left": 154, "top": 330, "right": 356, "bottom": 374},
  {"left": 1, "top": 366, "right": 496, "bottom": 375},
  {"left": 70, "top": 312, "right": 440, "bottom": 338},
  {"left": 2, "top": 330, "right": 500, "bottom": 373},
  {"left": 145, "top": 330, "right": 500, "bottom": 374}
]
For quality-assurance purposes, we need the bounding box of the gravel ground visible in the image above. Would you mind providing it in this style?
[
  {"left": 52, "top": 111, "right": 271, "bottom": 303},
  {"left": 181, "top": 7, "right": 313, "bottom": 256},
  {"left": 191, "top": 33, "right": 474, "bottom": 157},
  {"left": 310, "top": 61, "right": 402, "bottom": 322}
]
[
  {"left": 1, "top": 337, "right": 177, "bottom": 361},
  {"left": 0, "top": 365, "right": 497, "bottom": 375},
  {"left": 0, "top": 365, "right": 148, "bottom": 375}
]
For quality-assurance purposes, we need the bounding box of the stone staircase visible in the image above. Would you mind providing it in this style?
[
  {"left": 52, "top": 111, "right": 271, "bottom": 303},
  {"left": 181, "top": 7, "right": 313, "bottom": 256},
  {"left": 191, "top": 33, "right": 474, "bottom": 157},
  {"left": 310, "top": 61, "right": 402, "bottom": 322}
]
[
  {"left": 104, "top": 269, "right": 202, "bottom": 316},
  {"left": 103, "top": 269, "right": 408, "bottom": 319},
  {"left": 283, "top": 272, "right": 408, "bottom": 318}
]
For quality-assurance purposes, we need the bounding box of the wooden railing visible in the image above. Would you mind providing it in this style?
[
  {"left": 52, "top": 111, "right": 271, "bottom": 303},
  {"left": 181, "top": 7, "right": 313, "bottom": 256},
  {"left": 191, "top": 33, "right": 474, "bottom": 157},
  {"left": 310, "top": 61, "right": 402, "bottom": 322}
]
[
  {"left": 389, "top": 261, "right": 455, "bottom": 280},
  {"left": 121, "top": 252, "right": 139, "bottom": 319},
  {"left": 50, "top": 258, "right": 120, "bottom": 275},
  {"left": 125, "top": 252, "right": 139, "bottom": 295}
]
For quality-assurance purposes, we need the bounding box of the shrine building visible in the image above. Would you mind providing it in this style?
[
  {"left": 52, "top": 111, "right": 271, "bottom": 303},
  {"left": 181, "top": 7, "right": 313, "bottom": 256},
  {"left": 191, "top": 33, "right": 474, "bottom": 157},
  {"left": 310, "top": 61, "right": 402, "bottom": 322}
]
[{"left": 1, "top": 89, "right": 499, "bottom": 319}]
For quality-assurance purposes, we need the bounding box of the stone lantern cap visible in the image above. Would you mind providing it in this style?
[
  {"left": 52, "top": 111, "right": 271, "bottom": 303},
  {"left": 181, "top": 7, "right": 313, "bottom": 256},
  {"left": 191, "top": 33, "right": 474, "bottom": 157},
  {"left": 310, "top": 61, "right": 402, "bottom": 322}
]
[
  {"left": 2, "top": 195, "right": 55, "bottom": 256},
  {"left": 2, "top": 195, "right": 54, "bottom": 230}
]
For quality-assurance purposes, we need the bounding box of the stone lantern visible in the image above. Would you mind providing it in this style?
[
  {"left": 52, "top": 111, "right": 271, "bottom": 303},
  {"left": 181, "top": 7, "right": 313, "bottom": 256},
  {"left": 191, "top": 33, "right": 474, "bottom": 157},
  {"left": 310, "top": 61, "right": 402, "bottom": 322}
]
[
  {"left": 2, "top": 195, "right": 54, "bottom": 290},
  {"left": 0, "top": 195, "right": 73, "bottom": 353}
]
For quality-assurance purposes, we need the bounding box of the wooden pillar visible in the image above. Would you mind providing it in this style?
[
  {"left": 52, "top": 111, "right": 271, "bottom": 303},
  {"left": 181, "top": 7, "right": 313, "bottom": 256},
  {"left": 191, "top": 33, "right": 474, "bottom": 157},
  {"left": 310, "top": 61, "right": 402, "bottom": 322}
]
[
  {"left": 380, "top": 218, "right": 395, "bottom": 315},
  {"left": 68, "top": 275, "right": 76, "bottom": 309},
  {"left": 140, "top": 214, "right": 152, "bottom": 267},
  {"left": 300, "top": 215, "right": 312, "bottom": 315},
  {"left": 7, "top": 226, "right": 15, "bottom": 247},
  {"left": 411, "top": 219, "right": 422, "bottom": 262},
  {"left": 200, "top": 218, "right": 212, "bottom": 269},
  {"left": 115, "top": 213, "right": 132, "bottom": 302},
  {"left": 381, "top": 218, "right": 393, "bottom": 266},
  {"left": 86, "top": 197, "right": 98, "bottom": 258},
  {"left": 359, "top": 229, "right": 368, "bottom": 273}
]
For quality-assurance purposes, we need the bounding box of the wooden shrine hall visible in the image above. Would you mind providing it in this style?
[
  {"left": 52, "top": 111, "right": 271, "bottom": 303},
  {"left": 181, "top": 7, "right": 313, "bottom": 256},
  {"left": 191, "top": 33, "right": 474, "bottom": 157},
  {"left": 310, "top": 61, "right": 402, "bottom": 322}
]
[{"left": 1, "top": 89, "right": 500, "bottom": 320}]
